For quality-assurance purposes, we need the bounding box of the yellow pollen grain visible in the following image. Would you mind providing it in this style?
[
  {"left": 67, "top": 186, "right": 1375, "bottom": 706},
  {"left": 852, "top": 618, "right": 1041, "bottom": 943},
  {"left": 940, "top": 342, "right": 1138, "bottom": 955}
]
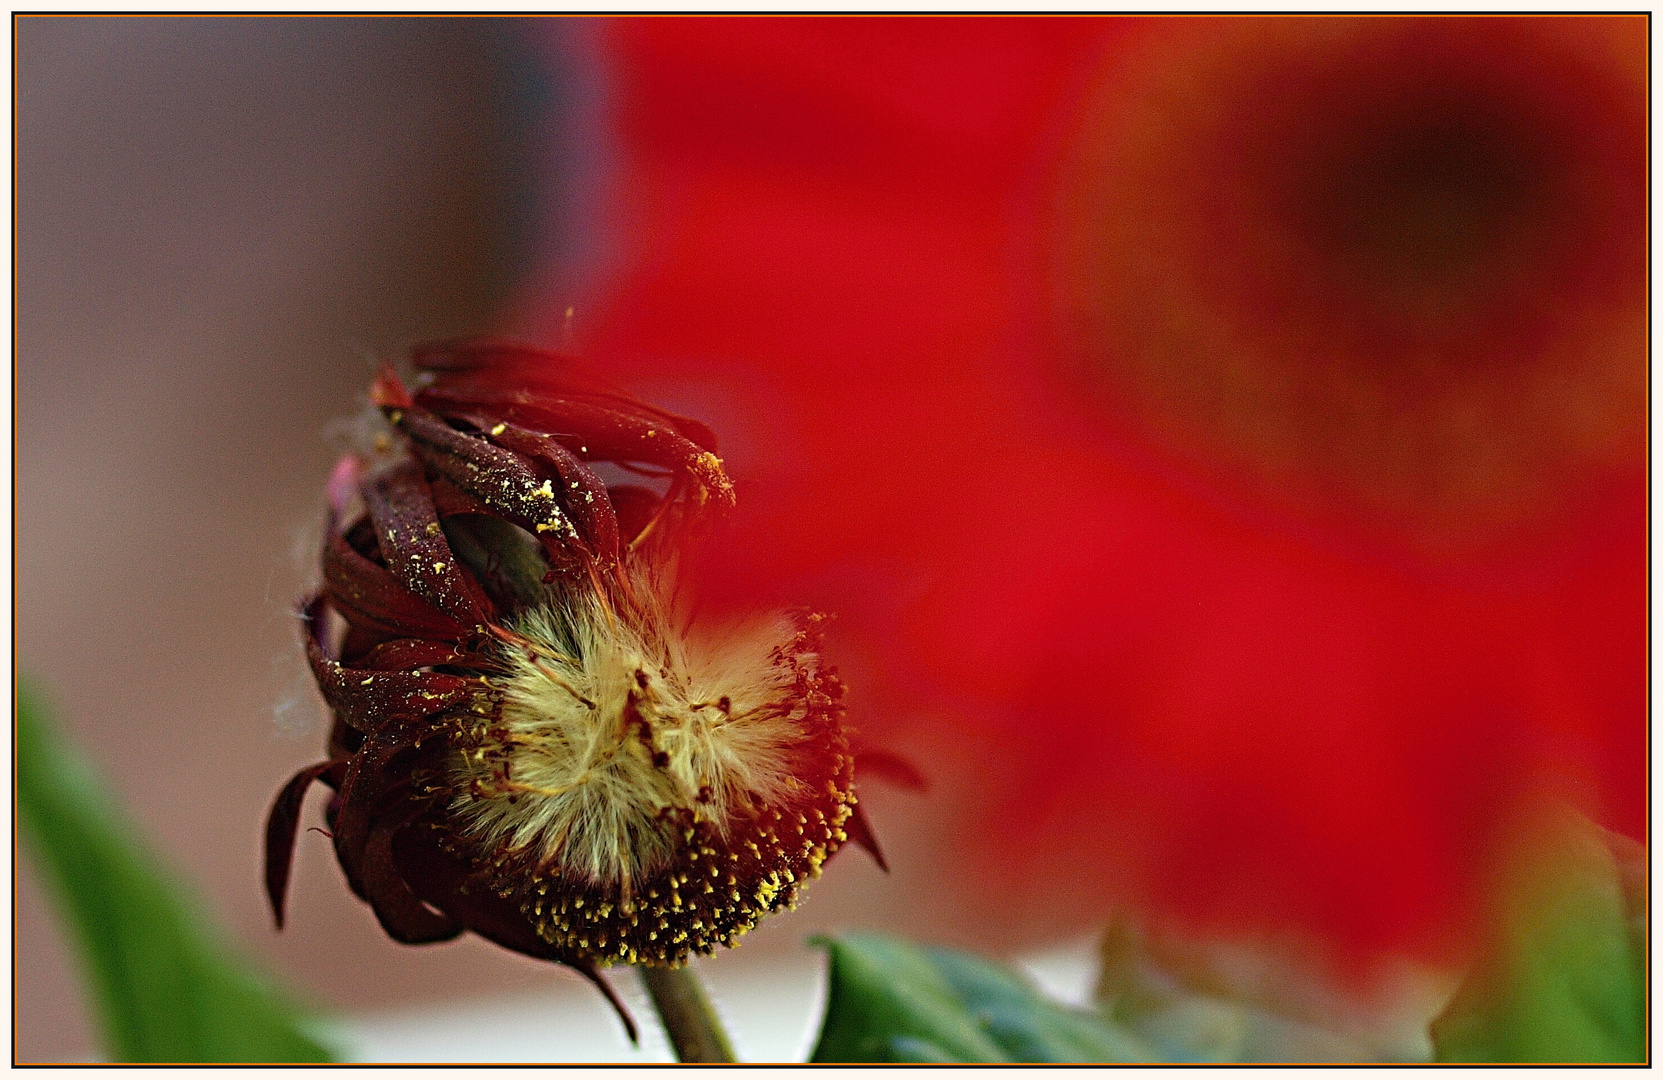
[
  {"left": 490, "top": 423, "right": 507, "bottom": 436},
  {"left": 433, "top": 562, "right": 447, "bottom": 573}
]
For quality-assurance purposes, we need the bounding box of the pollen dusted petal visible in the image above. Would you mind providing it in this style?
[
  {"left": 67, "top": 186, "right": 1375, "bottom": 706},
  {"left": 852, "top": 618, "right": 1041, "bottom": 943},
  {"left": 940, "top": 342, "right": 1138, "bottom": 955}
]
[
  {"left": 385, "top": 405, "right": 587, "bottom": 574},
  {"left": 264, "top": 759, "right": 347, "bottom": 930},
  {"left": 416, "top": 388, "right": 735, "bottom": 510},
  {"left": 425, "top": 476, "right": 497, "bottom": 520},
  {"left": 361, "top": 461, "right": 496, "bottom": 626},
  {"left": 354, "top": 638, "right": 491, "bottom": 674},
  {"left": 304, "top": 615, "right": 483, "bottom": 735},
  {"left": 322, "top": 531, "right": 473, "bottom": 644},
  {"left": 471, "top": 417, "right": 622, "bottom": 565}
]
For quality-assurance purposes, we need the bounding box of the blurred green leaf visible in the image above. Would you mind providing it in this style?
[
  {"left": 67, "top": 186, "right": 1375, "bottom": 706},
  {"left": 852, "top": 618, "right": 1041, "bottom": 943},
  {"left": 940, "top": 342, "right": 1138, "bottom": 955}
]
[
  {"left": 16, "top": 680, "right": 335, "bottom": 1063},
  {"left": 1431, "top": 810, "right": 1645, "bottom": 1064},
  {"left": 1096, "top": 916, "right": 1437, "bottom": 1063},
  {"left": 810, "top": 931, "right": 1156, "bottom": 1063}
]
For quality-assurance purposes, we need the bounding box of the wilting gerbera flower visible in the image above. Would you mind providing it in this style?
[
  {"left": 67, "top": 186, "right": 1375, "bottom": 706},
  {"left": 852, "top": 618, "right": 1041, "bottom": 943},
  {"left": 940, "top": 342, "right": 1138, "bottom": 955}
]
[{"left": 265, "top": 339, "right": 880, "bottom": 1029}]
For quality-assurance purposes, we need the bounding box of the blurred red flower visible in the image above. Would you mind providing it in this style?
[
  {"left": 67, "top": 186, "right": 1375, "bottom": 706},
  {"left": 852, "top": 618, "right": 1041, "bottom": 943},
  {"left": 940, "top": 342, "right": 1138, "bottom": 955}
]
[{"left": 510, "top": 17, "right": 1646, "bottom": 972}]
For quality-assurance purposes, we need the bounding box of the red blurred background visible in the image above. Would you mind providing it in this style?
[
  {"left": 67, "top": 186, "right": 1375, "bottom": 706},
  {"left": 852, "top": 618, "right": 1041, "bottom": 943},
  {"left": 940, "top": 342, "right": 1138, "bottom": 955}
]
[{"left": 515, "top": 16, "right": 1646, "bottom": 973}]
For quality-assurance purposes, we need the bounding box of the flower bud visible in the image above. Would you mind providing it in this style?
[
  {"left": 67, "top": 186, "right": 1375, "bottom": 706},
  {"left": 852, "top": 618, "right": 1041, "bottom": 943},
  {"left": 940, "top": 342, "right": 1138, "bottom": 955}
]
[{"left": 265, "top": 339, "right": 882, "bottom": 1031}]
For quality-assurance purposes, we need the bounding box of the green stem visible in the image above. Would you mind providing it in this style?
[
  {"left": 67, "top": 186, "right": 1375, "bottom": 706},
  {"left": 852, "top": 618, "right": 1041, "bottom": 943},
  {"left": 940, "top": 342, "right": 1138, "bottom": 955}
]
[{"left": 639, "top": 964, "right": 738, "bottom": 1063}]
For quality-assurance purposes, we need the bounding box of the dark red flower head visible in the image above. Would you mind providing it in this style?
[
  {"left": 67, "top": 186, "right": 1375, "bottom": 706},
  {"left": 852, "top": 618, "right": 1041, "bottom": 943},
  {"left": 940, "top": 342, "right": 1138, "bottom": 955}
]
[{"left": 265, "top": 339, "right": 882, "bottom": 1034}]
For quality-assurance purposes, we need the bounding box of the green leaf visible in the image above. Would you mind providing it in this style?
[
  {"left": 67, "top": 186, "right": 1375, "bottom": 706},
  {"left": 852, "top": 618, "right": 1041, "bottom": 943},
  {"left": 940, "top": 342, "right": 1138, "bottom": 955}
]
[
  {"left": 1431, "top": 809, "right": 1646, "bottom": 1064},
  {"left": 810, "top": 931, "right": 1157, "bottom": 1063},
  {"left": 1095, "top": 916, "right": 1439, "bottom": 1063},
  {"left": 16, "top": 680, "right": 335, "bottom": 1063}
]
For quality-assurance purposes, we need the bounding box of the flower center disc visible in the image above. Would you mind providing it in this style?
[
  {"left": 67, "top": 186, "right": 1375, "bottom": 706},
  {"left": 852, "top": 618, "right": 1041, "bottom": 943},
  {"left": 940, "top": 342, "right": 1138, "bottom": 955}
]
[{"left": 446, "top": 575, "right": 855, "bottom": 965}]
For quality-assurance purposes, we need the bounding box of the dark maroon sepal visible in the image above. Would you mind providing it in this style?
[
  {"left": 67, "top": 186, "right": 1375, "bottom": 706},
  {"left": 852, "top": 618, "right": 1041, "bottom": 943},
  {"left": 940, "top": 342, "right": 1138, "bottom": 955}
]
[
  {"left": 845, "top": 799, "right": 890, "bottom": 873},
  {"left": 571, "top": 963, "right": 640, "bottom": 1046},
  {"left": 264, "top": 759, "right": 347, "bottom": 929},
  {"left": 362, "top": 811, "right": 464, "bottom": 944}
]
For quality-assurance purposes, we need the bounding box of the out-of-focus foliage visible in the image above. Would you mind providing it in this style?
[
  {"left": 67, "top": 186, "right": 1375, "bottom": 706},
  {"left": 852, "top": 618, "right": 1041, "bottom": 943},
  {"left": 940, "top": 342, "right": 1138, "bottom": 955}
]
[
  {"left": 1097, "top": 917, "right": 1439, "bottom": 1063},
  {"left": 811, "top": 931, "right": 1155, "bottom": 1062},
  {"left": 16, "top": 681, "right": 334, "bottom": 1063},
  {"left": 1431, "top": 812, "right": 1646, "bottom": 1063},
  {"left": 813, "top": 920, "right": 1463, "bottom": 1063}
]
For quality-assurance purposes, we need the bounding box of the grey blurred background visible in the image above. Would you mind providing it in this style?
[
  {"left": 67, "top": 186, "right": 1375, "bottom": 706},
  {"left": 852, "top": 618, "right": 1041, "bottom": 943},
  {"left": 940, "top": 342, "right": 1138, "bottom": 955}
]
[
  {"left": 14, "top": 17, "right": 924, "bottom": 1062},
  {"left": 16, "top": 17, "right": 520, "bottom": 1061}
]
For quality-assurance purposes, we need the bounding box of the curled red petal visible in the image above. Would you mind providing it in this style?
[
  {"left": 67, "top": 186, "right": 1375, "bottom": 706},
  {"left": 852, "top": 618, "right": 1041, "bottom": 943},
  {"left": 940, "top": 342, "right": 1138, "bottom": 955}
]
[
  {"left": 412, "top": 337, "right": 719, "bottom": 452},
  {"left": 303, "top": 600, "right": 485, "bottom": 735},
  {"left": 386, "top": 405, "right": 588, "bottom": 573},
  {"left": 426, "top": 476, "right": 497, "bottom": 519},
  {"left": 361, "top": 808, "right": 464, "bottom": 944},
  {"left": 331, "top": 713, "right": 448, "bottom": 896},
  {"left": 470, "top": 416, "right": 622, "bottom": 565},
  {"left": 361, "top": 460, "right": 495, "bottom": 627},
  {"left": 353, "top": 637, "right": 492, "bottom": 674},
  {"left": 264, "top": 758, "right": 347, "bottom": 930},
  {"left": 322, "top": 531, "right": 473, "bottom": 644},
  {"left": 416, "top": 388, "right": 734, "bottom": 510}
]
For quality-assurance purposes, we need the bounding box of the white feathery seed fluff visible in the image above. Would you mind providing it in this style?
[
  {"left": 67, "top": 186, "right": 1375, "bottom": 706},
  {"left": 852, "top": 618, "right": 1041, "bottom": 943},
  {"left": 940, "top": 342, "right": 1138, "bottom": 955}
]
[{"left": 449, "top": 569, "right": 819, "bottom": 895}]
